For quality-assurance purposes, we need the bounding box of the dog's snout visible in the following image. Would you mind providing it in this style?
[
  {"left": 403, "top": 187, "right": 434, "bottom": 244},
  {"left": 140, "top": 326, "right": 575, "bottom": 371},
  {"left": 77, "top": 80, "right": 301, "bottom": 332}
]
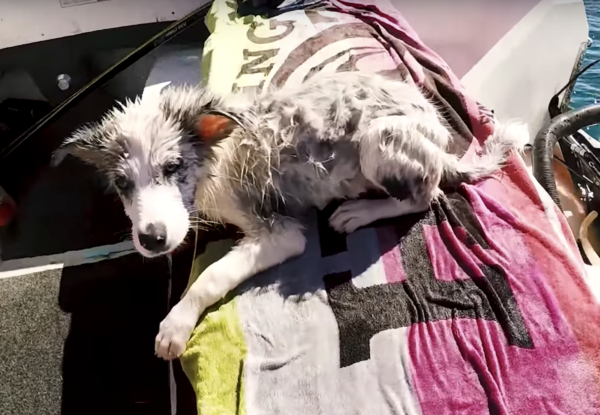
[{"left": 139, "top": 223, "right": 167, "bottom": 253}]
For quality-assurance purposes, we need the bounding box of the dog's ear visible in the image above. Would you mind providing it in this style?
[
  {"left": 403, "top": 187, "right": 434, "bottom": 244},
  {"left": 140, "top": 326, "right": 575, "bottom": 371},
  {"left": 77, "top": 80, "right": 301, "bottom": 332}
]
[
  {"left": 194, "top": 113, "right": 238, "bottom": 143},
  {"left": 51, "top": 124, "right": 107, "bottom": 168}
]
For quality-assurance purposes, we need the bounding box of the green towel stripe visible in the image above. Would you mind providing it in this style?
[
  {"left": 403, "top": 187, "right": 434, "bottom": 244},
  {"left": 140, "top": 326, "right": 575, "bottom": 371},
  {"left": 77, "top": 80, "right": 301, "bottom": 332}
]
[
  {"left": 180, "top": 238, "right": 246, "bottom": 415},
  {"left": 181, "top": 296, "right": 247, "bottom": 415}
]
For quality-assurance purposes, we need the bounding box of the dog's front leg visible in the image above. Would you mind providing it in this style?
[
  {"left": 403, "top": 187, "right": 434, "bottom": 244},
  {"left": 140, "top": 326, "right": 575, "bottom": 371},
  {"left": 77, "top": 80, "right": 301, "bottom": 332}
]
[{"left": 155, "top": 222, "right": 306, "bottom": 360}]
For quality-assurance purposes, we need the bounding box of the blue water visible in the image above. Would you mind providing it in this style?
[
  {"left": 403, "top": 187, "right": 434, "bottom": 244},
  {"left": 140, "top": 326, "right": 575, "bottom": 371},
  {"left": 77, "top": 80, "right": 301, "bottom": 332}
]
[{"left": 570, "top": 0, "right": 600, "bottom": 138}]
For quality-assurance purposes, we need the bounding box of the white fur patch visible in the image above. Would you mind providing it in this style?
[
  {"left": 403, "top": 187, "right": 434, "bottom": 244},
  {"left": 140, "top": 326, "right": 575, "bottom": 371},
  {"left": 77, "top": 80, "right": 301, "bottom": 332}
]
[{"left": 127, "top": 184, "right": 190, "bottom": 257}]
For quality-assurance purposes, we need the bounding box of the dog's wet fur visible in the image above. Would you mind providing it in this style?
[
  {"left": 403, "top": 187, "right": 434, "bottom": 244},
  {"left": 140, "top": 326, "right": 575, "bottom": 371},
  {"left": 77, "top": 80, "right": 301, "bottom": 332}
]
[{"left": 54, "top": 72, "right": 528, "bottom": 359}]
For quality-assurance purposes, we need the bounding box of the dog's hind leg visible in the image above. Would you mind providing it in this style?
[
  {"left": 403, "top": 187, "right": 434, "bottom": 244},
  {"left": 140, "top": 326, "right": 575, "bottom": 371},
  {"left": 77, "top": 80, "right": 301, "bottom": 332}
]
[
  {"left": 329, "top": 197, "right": 429, "bottom": 233},
  {"left": 329, "top": 116, "right": 446, "bottom": 233}
]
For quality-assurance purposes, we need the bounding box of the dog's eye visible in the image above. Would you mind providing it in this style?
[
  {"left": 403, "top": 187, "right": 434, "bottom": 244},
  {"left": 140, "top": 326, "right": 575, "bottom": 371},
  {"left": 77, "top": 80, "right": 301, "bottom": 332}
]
[
  {"left": 114, "top": 176, "right": 131, "bottom": 191},
  {"left": 163, "top": 160, "right": 181, "bottom": 176}
]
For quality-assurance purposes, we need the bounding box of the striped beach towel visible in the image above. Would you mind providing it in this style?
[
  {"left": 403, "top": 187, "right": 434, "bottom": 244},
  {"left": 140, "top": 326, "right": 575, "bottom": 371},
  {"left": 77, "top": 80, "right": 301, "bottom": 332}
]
[{"left": 181, "top": 1, "right": 600, "bottom": 414}]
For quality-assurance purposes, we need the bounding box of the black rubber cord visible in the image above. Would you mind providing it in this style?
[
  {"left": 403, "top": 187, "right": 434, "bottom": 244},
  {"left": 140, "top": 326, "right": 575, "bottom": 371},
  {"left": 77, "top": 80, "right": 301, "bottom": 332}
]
[{"left": 548, "top": 56, "right": 600, "bottom": 118}]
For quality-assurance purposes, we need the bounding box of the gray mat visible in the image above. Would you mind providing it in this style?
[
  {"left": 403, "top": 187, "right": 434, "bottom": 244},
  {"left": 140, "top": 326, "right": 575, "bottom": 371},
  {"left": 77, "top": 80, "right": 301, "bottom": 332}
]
[{"left": 0, "top": 269, "right": 69, "bottom": 415}]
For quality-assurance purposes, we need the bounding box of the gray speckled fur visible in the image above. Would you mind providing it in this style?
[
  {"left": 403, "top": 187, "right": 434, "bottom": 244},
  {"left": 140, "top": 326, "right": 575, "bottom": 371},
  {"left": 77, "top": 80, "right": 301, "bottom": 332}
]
[
  {"left": 185, "top": 72, "right": 525, "bottom": 235},
  {"left": 54, "top": 71, "right": 526, "bottom": 239}
]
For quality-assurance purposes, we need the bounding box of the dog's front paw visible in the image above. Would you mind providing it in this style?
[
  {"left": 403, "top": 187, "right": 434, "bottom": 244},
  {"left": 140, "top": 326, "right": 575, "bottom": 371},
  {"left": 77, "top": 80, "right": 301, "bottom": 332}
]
[
  {"left": 329, "top": 199, "right": 379, "bottom": 233},
  {"left": 155, "top": 301, "right": 200, "bottom": 360}
]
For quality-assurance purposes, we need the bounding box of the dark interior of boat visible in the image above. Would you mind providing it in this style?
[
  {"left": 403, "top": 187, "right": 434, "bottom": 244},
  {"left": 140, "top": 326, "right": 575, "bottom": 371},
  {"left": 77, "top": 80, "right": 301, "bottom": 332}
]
[{"left": 0, "top": 20, "right": 209, "bottom": 414}]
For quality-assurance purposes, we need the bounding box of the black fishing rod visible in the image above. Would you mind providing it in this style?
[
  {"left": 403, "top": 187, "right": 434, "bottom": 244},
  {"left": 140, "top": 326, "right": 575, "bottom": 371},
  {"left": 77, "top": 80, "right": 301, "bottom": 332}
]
[{"left": 0, "top": 2, "right": 211, "bottom": 160}]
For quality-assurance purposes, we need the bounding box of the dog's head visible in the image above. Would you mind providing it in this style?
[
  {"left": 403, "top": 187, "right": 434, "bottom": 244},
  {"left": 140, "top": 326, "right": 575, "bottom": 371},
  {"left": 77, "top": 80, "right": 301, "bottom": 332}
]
[{"left": 52, "top": 85, "right": 239, "bottom": 257}]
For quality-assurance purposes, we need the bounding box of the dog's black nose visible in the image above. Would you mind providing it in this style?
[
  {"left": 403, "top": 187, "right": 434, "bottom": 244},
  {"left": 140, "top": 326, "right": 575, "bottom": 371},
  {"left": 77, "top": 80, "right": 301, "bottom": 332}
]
[{"left": 139, "top": 223, "right": 167, "bottom": 252}]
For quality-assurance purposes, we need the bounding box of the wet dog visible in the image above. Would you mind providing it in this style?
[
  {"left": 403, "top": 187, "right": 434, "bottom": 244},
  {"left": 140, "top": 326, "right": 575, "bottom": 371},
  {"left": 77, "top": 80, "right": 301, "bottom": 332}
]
[{"left": 53, "top": 72, "right": 528, "bottom": 359}]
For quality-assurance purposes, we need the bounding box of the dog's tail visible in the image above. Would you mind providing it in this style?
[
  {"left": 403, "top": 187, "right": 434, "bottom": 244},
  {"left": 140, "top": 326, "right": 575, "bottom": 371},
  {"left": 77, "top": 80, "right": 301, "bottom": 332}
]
[{"left": 442, "top": 121, "right": 529, "bottom": 186}]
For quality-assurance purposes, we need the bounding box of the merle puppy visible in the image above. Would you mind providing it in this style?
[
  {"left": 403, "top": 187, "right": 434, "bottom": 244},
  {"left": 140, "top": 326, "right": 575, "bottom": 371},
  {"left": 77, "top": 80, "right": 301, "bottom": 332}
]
[{"left": 53, "top": 72, "right": 527, "bottom": 359}]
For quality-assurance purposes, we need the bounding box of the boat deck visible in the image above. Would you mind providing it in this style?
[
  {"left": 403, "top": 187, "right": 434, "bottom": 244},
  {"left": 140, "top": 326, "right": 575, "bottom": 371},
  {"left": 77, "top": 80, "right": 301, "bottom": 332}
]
[{"left": 0, "top": 1, "right": 588, "bottom": 414}]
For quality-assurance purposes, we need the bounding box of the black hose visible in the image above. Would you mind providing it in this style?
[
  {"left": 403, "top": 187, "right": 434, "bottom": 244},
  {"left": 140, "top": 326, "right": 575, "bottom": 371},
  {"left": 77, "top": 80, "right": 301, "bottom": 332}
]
[{"left": 532, "top": 104, "right": 600, "bottom": 209}]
